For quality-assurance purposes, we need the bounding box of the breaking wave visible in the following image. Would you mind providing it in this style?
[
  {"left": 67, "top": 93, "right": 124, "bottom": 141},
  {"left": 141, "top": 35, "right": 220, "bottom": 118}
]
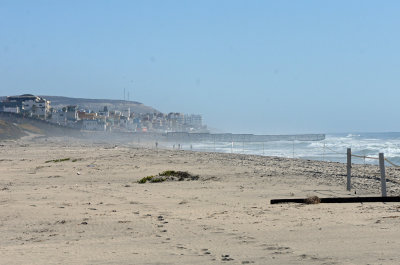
[{"left": 171, "top": 133, "right": 400, "bottom": 166}]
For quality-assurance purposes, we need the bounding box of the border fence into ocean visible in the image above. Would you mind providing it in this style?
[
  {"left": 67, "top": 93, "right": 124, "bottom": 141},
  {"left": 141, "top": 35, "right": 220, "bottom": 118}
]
[{"left": 164, "top": 132, "right": 325, "bottom": 142}]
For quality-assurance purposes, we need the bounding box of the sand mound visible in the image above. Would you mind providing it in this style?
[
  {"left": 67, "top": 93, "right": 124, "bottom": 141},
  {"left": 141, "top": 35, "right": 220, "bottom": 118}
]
[
  {"left": 0, "top": 120, "right": 26, "bottom": 140},
  {"left": 17, "top": 123, "right": 44, "bottom": 134}
]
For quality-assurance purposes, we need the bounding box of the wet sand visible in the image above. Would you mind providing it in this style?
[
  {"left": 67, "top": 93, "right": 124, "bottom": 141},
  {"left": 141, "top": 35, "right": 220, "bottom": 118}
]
[{"left": 1, "top": 135, "right": 400, "bottom": 264}]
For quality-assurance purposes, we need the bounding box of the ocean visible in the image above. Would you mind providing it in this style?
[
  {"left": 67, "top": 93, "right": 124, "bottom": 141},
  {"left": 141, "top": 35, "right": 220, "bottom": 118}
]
[{"left": 169, "top": 133, "right": 400, "bottom": 166}]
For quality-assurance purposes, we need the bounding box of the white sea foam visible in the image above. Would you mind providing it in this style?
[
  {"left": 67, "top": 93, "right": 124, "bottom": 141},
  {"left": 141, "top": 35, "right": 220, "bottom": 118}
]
[{"left": 169, "top": 133, "right": 400, "bottom": 166}]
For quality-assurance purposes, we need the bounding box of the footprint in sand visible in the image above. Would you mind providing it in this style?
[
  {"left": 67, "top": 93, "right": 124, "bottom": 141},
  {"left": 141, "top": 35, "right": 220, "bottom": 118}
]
[{"left": 221, "top": 254, "right": 234, "bottom": 261}]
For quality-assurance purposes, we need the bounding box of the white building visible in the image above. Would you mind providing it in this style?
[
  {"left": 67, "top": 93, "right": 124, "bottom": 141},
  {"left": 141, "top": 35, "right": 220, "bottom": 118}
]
[
  {"left": 0, "top": 102, "right": 20, "bottom": 113},
  {"left": 49, "top": 110, "right": 67, "bottom": 125},
  {"left": 98, "top": 110, "right": 109, "bottom": 117},
  {"left": 122, "top": 107, "right": 130, "bottom": 118},
  {"left": 82, "top": 119, "right": 106, "bottom": 131},
  {"left": 65, "top": 106, "right": 78, "bottom": 121},
  {"left": 4, "top": 94, "right": 50, "bottom": 118},
  {"left": 29, "top": 99, "right": 49, "bottom": 117},
  {"left": 184, "top": 114, "right": 202, "bottom": 128}
]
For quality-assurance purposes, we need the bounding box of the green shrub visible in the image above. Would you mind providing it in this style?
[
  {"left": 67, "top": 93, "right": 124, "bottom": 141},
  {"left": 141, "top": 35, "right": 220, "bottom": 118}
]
[
  {"left": 159, "top": 170, "right": 194, "bottom": 180},
  {"left": 138, "top": 170, "right": 198, "bottom": 184},
  {"left": 45, "top": 158, "right": 71, "bottom": 163},
  {"left": 159, "top": 170, "right": 177, "bottom": 176},
  {"left": 138, "top": 176, "right": 154, "bottom": 183},
  {"left": 149, "top": 176, "right": 166, "bottom": 183}
]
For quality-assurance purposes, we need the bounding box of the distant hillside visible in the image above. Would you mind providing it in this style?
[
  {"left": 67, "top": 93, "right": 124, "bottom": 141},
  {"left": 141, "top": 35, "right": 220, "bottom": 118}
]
[
  {"left": 41, "top": 96, "right": 160, "bottom": 113},
  {"left": 0, "top": 95, "right": 159, "bottom": 114}
]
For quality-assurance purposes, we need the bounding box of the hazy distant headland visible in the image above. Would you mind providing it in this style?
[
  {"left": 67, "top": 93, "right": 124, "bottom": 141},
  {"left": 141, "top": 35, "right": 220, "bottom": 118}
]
[
  {"left": 0, "top": 94, "right": 324, "bottom": 142},
  {"left": 0, "top": 94, "right": 208, "bottom": 136}
]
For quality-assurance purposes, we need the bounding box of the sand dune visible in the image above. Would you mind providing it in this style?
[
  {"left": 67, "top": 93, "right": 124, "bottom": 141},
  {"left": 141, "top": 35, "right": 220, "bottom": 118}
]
[{"left": 1, "top": 135, "right": 400, "bottom": 264}]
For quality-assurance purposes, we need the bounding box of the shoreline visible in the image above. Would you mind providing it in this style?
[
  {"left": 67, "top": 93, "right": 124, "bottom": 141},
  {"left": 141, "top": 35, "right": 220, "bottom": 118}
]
[{"left": 1, "top": 135, "right": 400, "bottom": 264}]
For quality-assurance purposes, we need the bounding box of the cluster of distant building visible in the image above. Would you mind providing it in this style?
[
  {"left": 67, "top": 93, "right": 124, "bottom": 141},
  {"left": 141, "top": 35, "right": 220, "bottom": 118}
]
[{"left": 0, "top": 94, "right": 207, "bottom": 133}]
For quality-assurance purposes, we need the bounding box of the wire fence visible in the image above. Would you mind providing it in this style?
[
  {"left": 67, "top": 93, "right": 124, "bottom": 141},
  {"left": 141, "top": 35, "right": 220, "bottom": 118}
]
[
  {"left": 324, "top": 145, "right": 400, "bottom": 166},
  {"left": 151, "top": 139, "right": 400, "bottom": 196},
  {"left": 155, "top": 139, "right": 400, "bottom": 166}
]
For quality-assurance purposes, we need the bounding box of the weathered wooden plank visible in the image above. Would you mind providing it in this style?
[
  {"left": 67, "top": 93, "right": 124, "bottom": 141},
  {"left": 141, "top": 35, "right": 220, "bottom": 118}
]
[{"left": 270, "top": 196, "right": 400, "bottom": 204}]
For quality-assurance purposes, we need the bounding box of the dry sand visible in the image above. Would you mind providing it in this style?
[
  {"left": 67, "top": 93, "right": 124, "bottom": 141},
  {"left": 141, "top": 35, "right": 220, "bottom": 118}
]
[{"left": 1, "top": 134, "right": 400, "bottom": 264}]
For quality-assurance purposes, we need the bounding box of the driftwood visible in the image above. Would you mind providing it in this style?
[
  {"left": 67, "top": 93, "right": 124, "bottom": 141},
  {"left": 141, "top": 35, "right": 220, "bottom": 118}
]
[{"left": 270, "top": 196, "right": 400, "bottom": 204}]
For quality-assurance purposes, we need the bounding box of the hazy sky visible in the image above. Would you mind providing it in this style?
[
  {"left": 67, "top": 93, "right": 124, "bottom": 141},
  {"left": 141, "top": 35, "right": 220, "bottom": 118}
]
[{"left": 1, "top": 0, "right": 400, "bottom": 134}]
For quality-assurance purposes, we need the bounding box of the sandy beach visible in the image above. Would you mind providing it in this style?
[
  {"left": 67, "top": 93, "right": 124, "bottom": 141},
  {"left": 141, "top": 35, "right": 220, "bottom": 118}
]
[{"left": 1, "top": 135, "right": 400, "bottom": 264}]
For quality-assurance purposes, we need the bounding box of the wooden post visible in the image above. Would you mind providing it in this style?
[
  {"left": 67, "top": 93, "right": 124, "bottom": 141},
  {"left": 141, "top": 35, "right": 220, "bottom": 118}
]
[
  {"left": 379, "top": 153, "right": 387, "bottom": 197},
  {"left": 347, "top": 148, "right": 351, "bottom": 191}
]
